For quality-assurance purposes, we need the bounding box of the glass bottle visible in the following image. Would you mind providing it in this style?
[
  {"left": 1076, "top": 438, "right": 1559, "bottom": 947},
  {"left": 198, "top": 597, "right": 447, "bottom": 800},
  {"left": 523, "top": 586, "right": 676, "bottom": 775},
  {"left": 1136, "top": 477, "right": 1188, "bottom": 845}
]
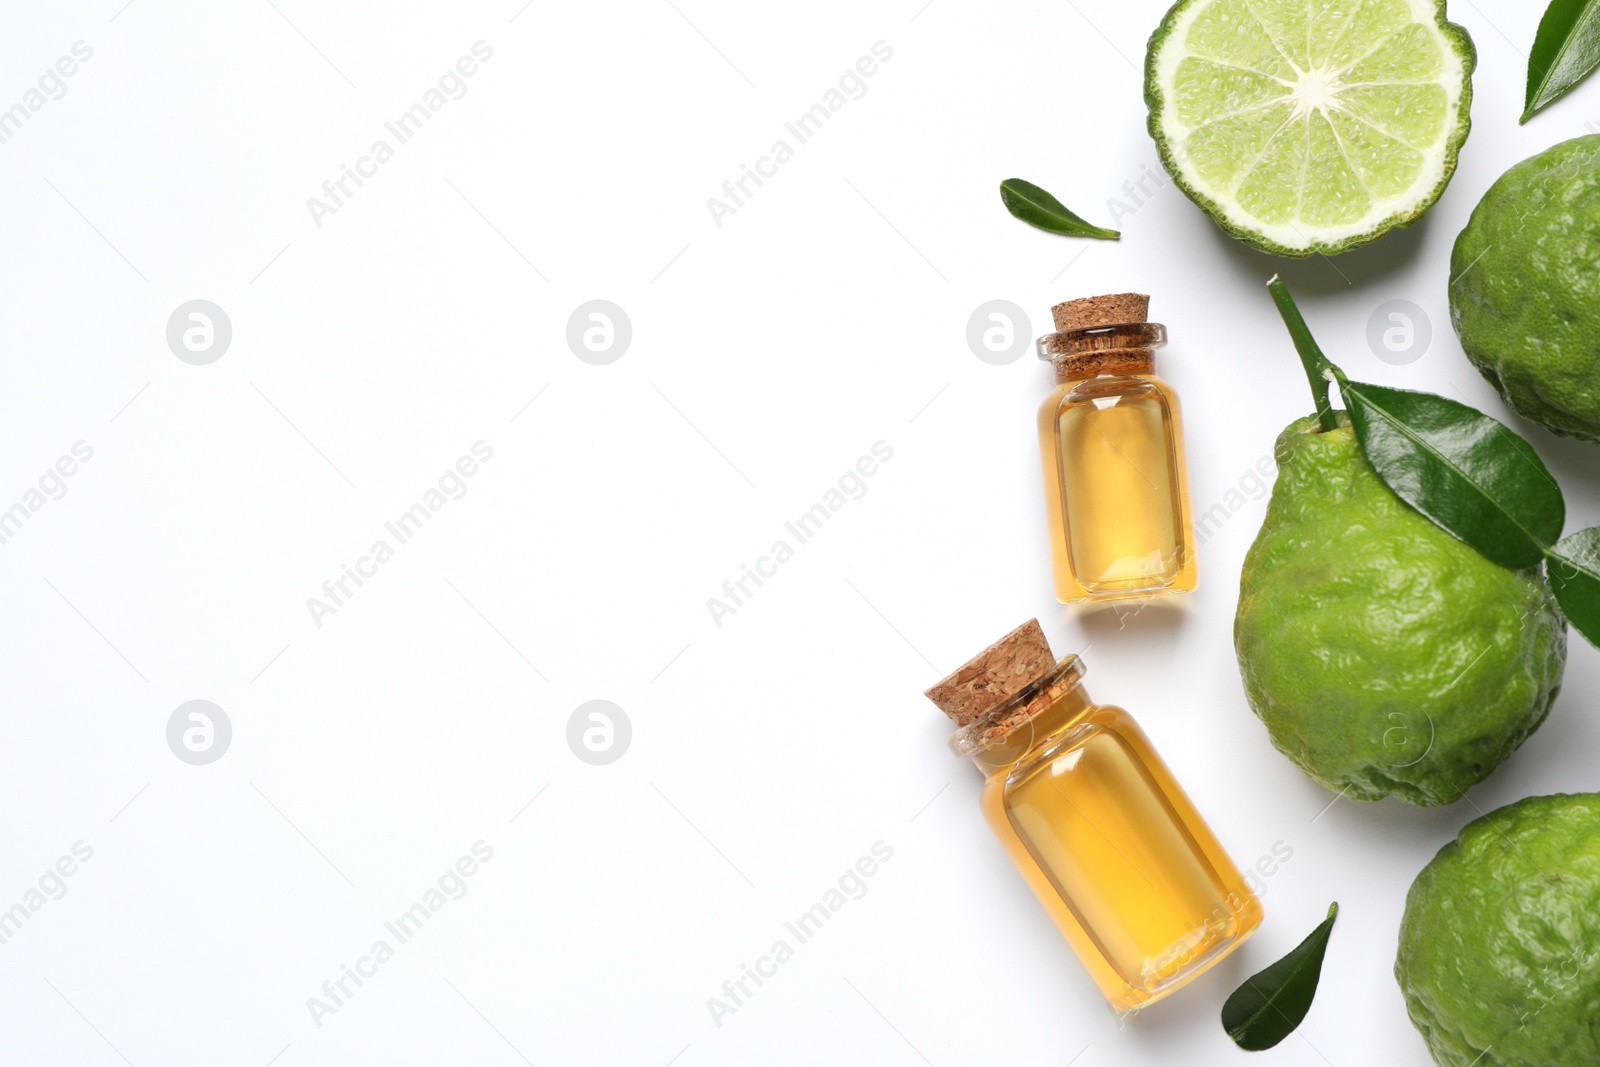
[
  {"left": 1036, "top": 293, "right": 1198, "bottom": 603},
  {"left": 925, "top": 619, "right": 1261, "bottom": 1012}
]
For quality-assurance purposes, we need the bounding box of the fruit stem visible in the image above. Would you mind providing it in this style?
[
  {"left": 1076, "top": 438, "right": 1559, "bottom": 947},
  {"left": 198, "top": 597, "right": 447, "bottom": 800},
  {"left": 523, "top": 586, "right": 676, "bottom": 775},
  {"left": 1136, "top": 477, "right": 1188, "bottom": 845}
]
[{"left": 1268, "top": 275, "right": 1340, "bottom": 433}]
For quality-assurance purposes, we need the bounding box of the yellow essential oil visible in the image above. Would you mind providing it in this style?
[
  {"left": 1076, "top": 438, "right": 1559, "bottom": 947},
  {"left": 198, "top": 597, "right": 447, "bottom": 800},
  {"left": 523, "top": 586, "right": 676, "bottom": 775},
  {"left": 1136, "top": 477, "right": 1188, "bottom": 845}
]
[
  {"left": 1036, "top": 293, "right": 1198, "bottom": 603},
  {"left": 926, "top": 620, "right": 1260, "bottom": 1011}
]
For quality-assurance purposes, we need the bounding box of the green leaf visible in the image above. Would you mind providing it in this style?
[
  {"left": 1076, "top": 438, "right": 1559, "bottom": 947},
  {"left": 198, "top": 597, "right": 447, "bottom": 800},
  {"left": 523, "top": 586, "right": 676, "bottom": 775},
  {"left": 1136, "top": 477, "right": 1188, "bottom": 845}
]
[
  {"left": 1524, "top": 0, "right": 1600, "bottom": 122},
  {"left": 999, "top": 179, "right": 1119, "bottom": 239},
  {"left": 1340, "top": 379, "right": 1564, "bottom": 570},
  {"left": 1547, "top": 528, "right": 1600, "bottom": 647},
  {"left": 1222, "top": 903, "right": 1339, "bottom": 1052}
]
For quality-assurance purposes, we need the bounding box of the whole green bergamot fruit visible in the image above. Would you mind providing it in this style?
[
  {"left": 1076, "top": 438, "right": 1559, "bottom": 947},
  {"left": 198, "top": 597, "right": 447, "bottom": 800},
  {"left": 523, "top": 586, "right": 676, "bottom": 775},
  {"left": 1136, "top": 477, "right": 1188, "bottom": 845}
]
[
  {"left": 1397, "top": 793, "right": 1600, "bottom": 1066},
  {"left": 1234, "top": 414, "right": 1566, "bottom": 806},
  {"left": 1451, "top": 136, "right": 1600, "bottom": 443}
]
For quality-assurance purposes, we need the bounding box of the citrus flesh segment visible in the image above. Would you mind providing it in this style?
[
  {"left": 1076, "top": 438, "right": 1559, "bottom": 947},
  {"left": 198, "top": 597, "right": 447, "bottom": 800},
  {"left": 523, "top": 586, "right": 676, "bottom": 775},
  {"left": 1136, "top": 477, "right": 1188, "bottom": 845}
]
[
  {"left": 1343, "top": 24, "right": 1445, "bottom": 83},
  {"left": 1338, "top": 83, "right": 1447, "bottom": 147},
  {"left": 1309, "top": 0, "right": 1366, "bottom": 67},
  {"left": 1186, "top": 0, "right": 1295, "bottom": 77},
  {"left": 1236, "top": 121, "right": 1306, "bottom": 225},
  {"left": 1325, "top": 0, "right": 1413, "bottom": 70},
  {"left": 1185, "top": 103, "right": 1292, "bottom": 189},
  {"left": 1303, "top": 112, "right": 1370, "bottom": 226},
  {"left": 1146, "top": 0, "right": 1474, "bottom": 257},
  {"left": 1327, "top": 111, "right": 1421, "bottom": 197}
]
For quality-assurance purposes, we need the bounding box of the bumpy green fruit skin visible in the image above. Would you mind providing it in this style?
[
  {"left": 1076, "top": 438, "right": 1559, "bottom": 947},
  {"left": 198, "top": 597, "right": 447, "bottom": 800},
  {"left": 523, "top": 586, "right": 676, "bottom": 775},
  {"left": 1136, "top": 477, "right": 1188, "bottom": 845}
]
[
  {"left": 1234, "top": 415, "right": 1566, "bottom": 806},
  {"left": 1451, "top": 136, "right": 1600, "bottom": 443},
  {"left": 1397, "top": 794, "right": 1600, "bottom": 1067}
]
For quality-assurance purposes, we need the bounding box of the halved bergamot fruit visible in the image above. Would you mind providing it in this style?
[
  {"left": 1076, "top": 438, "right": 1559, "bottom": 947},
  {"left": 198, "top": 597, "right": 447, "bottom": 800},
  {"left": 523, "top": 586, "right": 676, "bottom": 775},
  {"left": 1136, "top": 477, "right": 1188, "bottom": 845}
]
[{"left": 1145, "top": 0, "right": 1475, "bottom": 257}]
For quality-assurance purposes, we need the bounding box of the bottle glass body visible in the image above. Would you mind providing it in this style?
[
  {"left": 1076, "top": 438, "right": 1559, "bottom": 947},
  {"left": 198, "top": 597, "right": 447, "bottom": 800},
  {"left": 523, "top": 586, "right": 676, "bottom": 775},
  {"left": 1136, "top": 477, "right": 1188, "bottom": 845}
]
[
  {"left": 1036, "top": 328, "right": 1197, "bottom": 603},
  {"left": 957, "top": 659, "right": 1260, "bottom": 1011}
]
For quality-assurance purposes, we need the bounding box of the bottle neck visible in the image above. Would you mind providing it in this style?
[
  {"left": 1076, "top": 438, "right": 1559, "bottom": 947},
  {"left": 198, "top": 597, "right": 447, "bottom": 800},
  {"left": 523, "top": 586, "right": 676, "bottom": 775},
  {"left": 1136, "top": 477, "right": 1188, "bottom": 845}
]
[
  {"left": 1052, "top": 357, "right": 1154, "bottom": 384},
  {"left": 950, "top": 656, "right": 1095, "bottom": 773},
  {"left": 1038, "top": 321, "right": 1165, "bottom": 383}
]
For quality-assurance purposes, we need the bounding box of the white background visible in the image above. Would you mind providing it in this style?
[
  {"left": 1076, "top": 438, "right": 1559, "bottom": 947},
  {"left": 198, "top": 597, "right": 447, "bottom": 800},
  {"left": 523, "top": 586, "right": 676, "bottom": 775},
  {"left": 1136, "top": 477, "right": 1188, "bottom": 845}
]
[{"left": 1, "top": 1, "right": 1595, "bottom": 1064}]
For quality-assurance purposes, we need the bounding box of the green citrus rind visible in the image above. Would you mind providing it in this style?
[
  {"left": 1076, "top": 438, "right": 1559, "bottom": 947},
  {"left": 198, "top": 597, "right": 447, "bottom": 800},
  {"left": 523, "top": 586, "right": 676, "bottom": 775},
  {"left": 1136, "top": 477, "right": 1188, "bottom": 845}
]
[
  {"left": 1234, "top": 415, "right": 1566, "bottom": 806},
  {"left": 1450, "top": 136, "right": 1600, "bottom": 444},
  {"left": 1397, "top": 793, "right": 1600, "bottom": 1067},
  {"left": 1145, "top": 0, "right": 1477, "bottom": 258}
]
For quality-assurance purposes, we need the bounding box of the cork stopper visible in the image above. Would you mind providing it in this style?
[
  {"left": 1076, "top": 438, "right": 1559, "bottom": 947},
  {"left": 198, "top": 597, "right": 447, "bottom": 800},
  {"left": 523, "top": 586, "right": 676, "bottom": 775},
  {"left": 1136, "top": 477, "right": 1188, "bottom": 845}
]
[
  {"left": 924, "top": 619, "right": 1056, "bottom": 728},
  {"left": 1051, "top": 292, "right": 1149, "bottom": 332},
  {"left": 1042, "top": 292, "right": 1159, "bottom": 380}
]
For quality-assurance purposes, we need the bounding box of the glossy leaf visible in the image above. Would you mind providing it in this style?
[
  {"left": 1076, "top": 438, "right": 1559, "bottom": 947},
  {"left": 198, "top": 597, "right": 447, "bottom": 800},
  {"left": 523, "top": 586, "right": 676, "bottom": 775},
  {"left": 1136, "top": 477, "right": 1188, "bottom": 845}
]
[
  {"left": 1223, "top": 903, "right": 1339, "bottom": 1051},
  {"left": 1547, "top": 527, "right": 1600, "bottom": 647},
  {"left": 1341, "top": 380, "right": 1564, "bottom": 569},
  {"left": 1524, "top": 0, "right": 1600, "bottom": 122},
  {"left": 999, "top": 179, "right": 1119, "bottom": 239}
]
